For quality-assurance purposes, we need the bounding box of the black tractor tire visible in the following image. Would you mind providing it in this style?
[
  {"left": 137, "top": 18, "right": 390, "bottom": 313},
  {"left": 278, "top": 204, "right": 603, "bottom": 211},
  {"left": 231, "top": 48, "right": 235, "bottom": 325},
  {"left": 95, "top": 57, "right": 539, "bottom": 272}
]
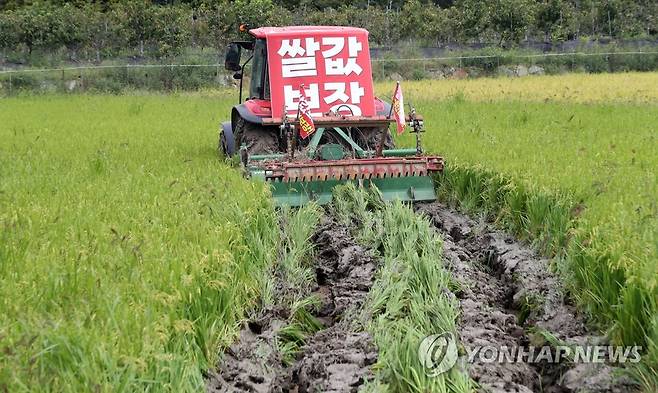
[
  {"left": 218, "top": 130, "right": 228, "bottom": 157},
  {"left": 233, "top": 116, "right": 280, "bottom": 155},
  {"left": 218, "top": 122, "right": 236, "bottom": 157}
]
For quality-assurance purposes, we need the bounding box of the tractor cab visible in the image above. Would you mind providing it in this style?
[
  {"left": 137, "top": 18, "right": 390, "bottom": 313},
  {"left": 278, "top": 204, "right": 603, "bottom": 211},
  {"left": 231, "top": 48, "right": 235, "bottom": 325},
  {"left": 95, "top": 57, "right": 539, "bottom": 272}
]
[
  {"left": 218, "top": 26, "right": 443, "bottom": 207},
  {"left": 225, "top": 38, "right": 269, "bottom": 102},
  {"left": 222, "top": 26, "right": 393, "bottom": 130}
]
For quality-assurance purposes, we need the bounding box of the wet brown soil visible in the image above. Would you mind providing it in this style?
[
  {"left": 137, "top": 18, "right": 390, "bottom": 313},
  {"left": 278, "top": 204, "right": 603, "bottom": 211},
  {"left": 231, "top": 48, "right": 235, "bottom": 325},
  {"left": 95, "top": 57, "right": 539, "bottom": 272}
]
[
  {"left": 206, "top": 215, "right": 378, "bottom": 393},
  {"left": 207, "top": 202, "right": 638, "bottom": 393},
  {"left": 417, "top": 202, "right": 638, "bottom": 393}
]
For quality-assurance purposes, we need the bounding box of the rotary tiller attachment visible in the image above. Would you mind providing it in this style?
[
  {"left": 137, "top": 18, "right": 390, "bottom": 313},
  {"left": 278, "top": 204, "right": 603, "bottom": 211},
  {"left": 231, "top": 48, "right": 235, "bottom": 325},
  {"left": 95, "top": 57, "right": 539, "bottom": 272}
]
[{"left": 245, "top": 114, "right": 442, "bottom": 207}]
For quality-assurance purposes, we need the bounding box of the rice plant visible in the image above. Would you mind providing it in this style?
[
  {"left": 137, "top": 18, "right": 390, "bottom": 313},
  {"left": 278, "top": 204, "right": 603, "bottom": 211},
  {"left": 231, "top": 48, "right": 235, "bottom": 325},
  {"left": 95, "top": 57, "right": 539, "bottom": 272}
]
[
  {"left": 376, "top": 72, "right": 658, "bottom": 104},
  {"left": 387, "top": 74, "right": 658, "bottom": 391},
  {"left": 334, "top": 184, "right": 473, "bottom": 393},
  {"left": 0, "top": 95, "right": 280, "bottom": 392}
]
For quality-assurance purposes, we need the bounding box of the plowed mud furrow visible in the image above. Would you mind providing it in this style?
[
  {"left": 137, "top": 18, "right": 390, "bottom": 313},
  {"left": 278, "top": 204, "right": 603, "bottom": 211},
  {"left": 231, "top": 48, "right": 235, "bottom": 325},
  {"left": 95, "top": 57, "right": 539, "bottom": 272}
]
[
  {"left": 208, "top": 201, "right": 638, "bottom": 393},
  {"left": 417, "top": 203, "right": 637, "bottom": 393},
  {"left": 418, "top": 203, "right": 541, "bottom": 393},
  {"left": 206, "top": 215, "right": 378, "bottom": 393}
]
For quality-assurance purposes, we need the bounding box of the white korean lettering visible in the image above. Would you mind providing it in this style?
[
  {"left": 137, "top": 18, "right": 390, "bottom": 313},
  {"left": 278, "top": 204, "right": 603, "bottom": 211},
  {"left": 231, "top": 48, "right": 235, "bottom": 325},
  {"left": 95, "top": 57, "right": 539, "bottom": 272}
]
[
  {"left": 278, "top": 37, "right": 320, "bottom": 57},
  {"left": 284, "top": 84, "right": 320, "bottom": 112},
  {"left": 348, "top": 36, "right": 362, "bottom": 57},
  {"left": 277, "top": 39, "right": 305, "bottom": 57},
  {"left": 349, "top": 81, "right": 365, "bottom": 104},
  {"left": 304, "top": 37, "right": 320, "bottom": 56},
  {"left": 321, "top": 37, "right": 344, "bottom": 58},
  {"left": 323, "top": 82, "right": 349, "bottom": 105},
  {"left": 282, "top": 57, "right": 317, "bottom": 78},
  {"left": 325, "top": 58, "right": 363, "bottom": 76}
]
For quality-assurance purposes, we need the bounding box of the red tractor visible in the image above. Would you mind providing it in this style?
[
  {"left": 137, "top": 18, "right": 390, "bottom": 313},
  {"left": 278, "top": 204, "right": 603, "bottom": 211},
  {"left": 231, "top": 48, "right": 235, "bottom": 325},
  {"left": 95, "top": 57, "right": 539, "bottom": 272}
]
[{"left": 219, "top": 26, "right": 443, "bottom": 206}]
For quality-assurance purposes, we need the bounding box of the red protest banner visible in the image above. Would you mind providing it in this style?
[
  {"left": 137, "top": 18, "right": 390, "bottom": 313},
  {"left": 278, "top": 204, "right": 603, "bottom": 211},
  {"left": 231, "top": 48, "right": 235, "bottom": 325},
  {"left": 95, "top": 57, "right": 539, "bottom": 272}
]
[{"left": 258, "top": 27, "right": 376, "bottom": 119}]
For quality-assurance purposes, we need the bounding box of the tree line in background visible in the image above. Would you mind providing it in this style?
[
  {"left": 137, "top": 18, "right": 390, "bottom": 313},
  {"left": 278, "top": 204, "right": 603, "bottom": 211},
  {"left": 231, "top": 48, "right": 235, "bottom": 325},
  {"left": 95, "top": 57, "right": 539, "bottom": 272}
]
[{"left": 0, "top": 0, "right": 656, "bottom": 63}]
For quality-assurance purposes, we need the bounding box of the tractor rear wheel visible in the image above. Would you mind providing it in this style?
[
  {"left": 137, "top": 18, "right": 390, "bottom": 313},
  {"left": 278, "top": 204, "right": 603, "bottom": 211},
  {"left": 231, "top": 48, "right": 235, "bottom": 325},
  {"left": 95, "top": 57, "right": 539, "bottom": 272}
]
[
  {"left": 234, "top": 116, "right": 280, "bottom": 155},
  {"left": 219, "top": 129, "right": 230, "bottom": 157}
]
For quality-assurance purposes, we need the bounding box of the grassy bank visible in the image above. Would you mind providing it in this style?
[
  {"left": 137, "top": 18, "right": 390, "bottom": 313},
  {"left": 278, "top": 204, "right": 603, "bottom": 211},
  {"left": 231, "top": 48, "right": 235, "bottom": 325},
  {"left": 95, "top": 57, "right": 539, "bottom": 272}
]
[
  {"left": 0, "top": 95, "right": 279, "bottom": 391},
  {"left": 387, "top": 75, "right": 658, "bottom": 389}
]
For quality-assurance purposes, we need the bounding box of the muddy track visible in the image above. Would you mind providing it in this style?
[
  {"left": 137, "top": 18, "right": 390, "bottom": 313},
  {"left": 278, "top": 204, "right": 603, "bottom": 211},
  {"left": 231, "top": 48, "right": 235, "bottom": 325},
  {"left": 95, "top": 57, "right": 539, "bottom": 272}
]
[
  {"left": 417, "top": 203, "right": 637, "bottom": 393},
  {"left": 208, "top": 202, "right": 637, "bottom": 393},
  {"left": 206, "top": 214, "right": 378, "bottom": 393}
]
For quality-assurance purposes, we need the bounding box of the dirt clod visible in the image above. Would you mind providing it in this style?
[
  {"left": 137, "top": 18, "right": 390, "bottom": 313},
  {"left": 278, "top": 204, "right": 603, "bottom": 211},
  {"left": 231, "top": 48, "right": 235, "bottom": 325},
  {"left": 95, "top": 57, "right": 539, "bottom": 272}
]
[
  {"left": 281, "top": 329, "right": 377, "bottom": 393},
  {"left": 562, "top": 363, "right": 637, "bottom": 393}
]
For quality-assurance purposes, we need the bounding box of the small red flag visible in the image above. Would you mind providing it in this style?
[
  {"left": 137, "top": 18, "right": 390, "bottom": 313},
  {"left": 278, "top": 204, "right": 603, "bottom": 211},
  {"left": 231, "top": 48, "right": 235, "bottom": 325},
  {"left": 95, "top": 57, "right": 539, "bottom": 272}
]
[
  {"left": 297, "top": 86, "right": 315, "bottom": 139},
  {"left": 391, "top": 81, "right": 405, "bottom": 135}
]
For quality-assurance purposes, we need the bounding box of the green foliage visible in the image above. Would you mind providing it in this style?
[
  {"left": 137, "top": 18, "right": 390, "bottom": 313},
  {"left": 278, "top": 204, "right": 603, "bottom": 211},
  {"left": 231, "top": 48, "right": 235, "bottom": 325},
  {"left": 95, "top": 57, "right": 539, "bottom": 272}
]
[
  {"left": 0, "top": 11, "right": 18, "bottom": 50},
  {"left": 535, "top": 0, "right": 577, "bottom": 41},
  {"left": 271, "top": 205, "right": 323, "bottom": 364},
  {"left": 340, "top": 6, "right": 402, "bottom": 46},
  {"left": 277, "top": 204, "right": 322, "bottom": 296},
  {"left": 400, "top": 0, "right": 453, "bottom": 44},
  {"left": 110, "top": 1, "right": 191, "bottom": 58},
  {"left": 80, "top": 3, "right": 122, "bottom": 62},
  {"left": 151, "top": 5, "right": 192, "bottom": 57},
  {"left": 451, "top": 0, "right": 490, "bottom": 42},
  {"left": 487, "top": 0, "right": 537, "bottom": 46},
  {"left": 0, "top": 0, "right": 656, "bottom": 64}
]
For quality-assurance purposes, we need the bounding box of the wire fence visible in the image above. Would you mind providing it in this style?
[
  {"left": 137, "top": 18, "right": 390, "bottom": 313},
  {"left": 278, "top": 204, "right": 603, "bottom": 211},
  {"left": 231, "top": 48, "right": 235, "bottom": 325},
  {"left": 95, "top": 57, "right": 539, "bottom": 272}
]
[
  {"left": 0, "top": 63, "right": 226, "bottom": 74},
  {"left": 1, "top": 50, "right": 657, "bottom": 95},
  {"left": 373, "top": 50, "right": 658, "bottom": 62}
]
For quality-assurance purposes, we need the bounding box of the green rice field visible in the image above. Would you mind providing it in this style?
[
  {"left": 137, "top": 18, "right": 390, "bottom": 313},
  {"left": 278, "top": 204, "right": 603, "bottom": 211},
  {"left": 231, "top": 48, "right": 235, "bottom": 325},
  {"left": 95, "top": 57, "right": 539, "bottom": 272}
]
[{"left": 1, "top": 72, "right": 657, "bottom": 391}]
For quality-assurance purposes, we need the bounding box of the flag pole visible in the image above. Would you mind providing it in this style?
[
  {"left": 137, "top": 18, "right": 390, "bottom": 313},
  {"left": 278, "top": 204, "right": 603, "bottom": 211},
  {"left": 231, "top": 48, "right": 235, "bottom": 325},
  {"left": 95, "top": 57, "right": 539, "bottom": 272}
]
[
  {"left": 296, "top": 84, "right": 304, "bottom": 121},
  {"left": 285, "top": 103, "right": 295, "bottom": 161},
  {"left": 387, "top": 81, "right": 400, "bottom": 119}
]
